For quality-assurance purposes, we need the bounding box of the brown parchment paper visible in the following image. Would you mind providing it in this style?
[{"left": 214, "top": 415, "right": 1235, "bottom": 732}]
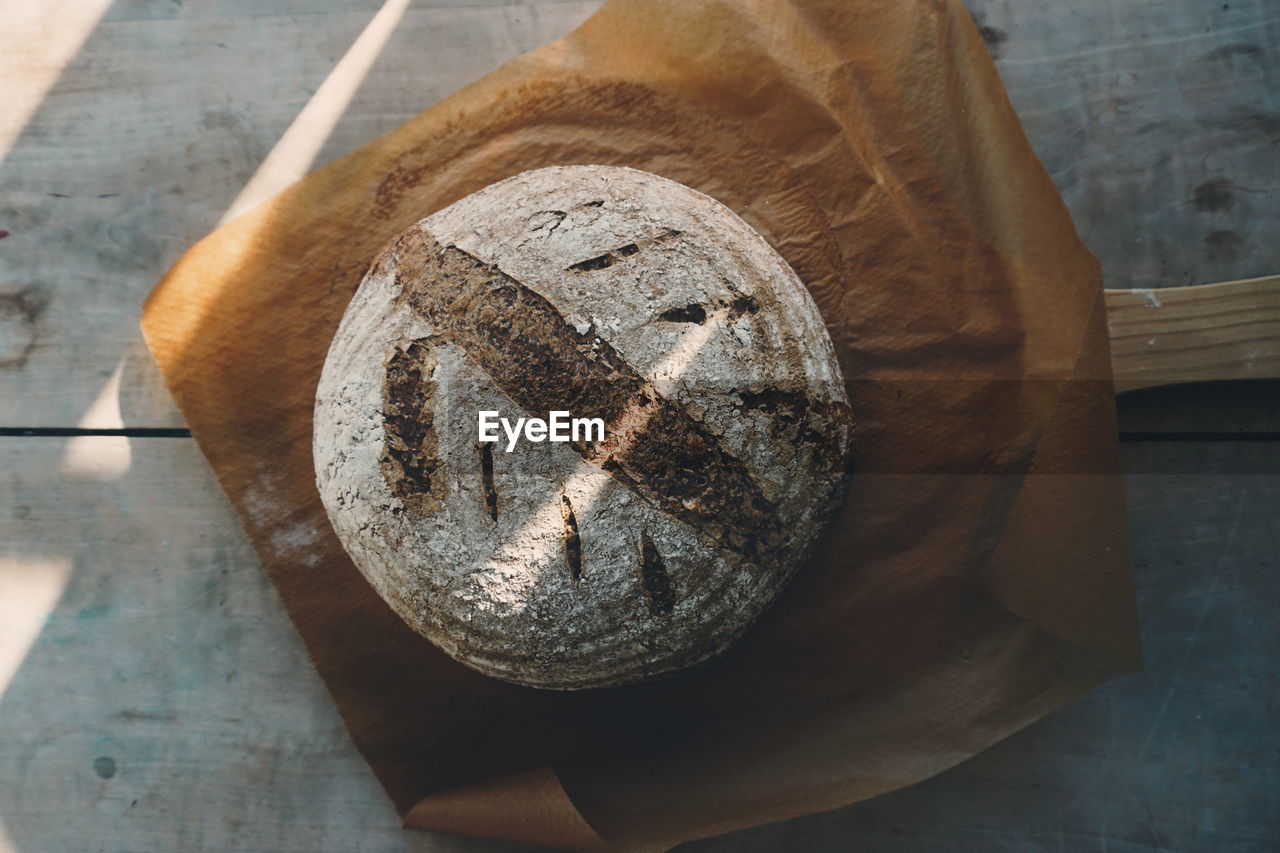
[{"left": 141, "top": 0, "right": 1142, "bottom": 850}]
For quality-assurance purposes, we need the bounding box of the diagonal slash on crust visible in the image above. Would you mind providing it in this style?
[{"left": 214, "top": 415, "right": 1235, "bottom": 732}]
[{"left": 381, "top": 226, "right": 789, "bottom": 568}]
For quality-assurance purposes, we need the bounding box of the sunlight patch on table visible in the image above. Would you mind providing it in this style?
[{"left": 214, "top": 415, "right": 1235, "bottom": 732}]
[
  {"left": 0, "top": 0, "right": 113, "bottom": 161},
  {"left": 0, "top": 556, "right": 73, "bottom": 701}
]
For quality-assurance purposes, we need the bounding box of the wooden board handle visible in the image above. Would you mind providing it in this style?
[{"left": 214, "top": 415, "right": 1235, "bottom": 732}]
[{"left": 1105, "top": 275, "right": 1280, "bottom": 392}]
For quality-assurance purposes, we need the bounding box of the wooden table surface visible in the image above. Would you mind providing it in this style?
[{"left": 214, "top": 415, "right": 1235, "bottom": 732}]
[{"left": 1, "top": 2, "right": 1277, "bottom": 851}]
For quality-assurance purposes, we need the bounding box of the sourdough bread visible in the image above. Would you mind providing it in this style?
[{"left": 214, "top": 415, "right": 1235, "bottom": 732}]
[{"left": 313, "top": 165, "right": 853, "bottom": 689}]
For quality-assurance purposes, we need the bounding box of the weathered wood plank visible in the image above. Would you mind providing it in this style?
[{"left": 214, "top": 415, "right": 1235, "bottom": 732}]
[
  {"left": 1106, "top": 276, "right": 1280, "bottom": 391},
  {"left": 0, "top": 436, "right": 545, "bottom": 852},
  {"left": 2, "top": 437, "right": 1276, "bottom": 851},
  {"left": 968, "top": 0, "right": 1280, "bottom": 290},
  {"left": 0, "top": 0, "right": 603, "bottom": 430}
]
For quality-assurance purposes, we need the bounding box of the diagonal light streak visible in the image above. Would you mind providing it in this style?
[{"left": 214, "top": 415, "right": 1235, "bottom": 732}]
[
  {"left": 58, "top": 358, "right": 131, "bottom": 481},
  {"left": 0, "top": 0, "right": 113, "bottom": 161},
  {"left": 0, "top": 556, "right": 74, "bottom": 701},
  {"left": 475, "top": 313, "right": 728, "bottom": 612},
  {"left": 218, "top": 0, "right": 412, "bottom": 225}
]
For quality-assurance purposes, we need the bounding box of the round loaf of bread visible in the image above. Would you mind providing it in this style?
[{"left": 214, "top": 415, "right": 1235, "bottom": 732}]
[{"left": 314, "top": 165, "right": 853, "bottom": 690}]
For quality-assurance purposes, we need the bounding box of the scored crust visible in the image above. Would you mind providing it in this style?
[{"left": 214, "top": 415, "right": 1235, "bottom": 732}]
[{"left": 314, "top": 165, "right": 854, "bottom": 690}]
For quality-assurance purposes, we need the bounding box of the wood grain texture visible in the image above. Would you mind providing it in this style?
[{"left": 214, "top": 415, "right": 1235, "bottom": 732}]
[
  {"left": 0, "top": 0, "right": 602, "bottom": 429},
  {"left": 0, "top": 437, "right": 547, "bottom": 853},
  {"left": 968, "top": 0, "right": 1280, "bottom": 290},
  {"left": 2, "top": 438, "right": 1275, "bottom": 851},
  {"left": 1105, "top": 276, "right": 1280, "bottom": 391}
]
